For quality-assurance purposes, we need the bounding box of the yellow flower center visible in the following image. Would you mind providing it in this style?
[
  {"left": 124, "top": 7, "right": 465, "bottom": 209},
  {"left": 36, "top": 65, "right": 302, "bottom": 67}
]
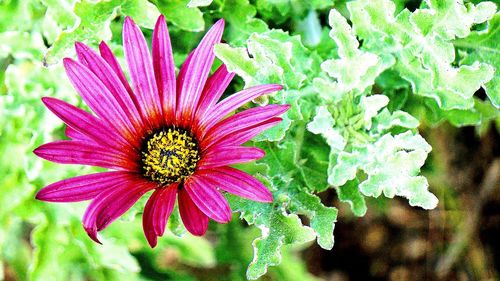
[{"left": 141, "top": 128, "right": 200, "bottom": 186}]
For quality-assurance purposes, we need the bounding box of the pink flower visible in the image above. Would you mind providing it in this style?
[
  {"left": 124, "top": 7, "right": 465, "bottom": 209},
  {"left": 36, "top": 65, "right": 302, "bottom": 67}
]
[{"left": 34, "top": 15, "right": 287, "bottom": 247}]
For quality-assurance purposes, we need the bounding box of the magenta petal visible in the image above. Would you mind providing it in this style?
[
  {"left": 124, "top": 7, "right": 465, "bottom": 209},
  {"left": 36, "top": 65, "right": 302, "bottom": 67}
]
[
  {"left": 36, "top": 171, "right": 137, "bottom": 202},
  {"left": 214, "top": 117, "right": 282, "bottom": 148},
  {"left": 152, "top": 15, "right": 176, "bottom": 123},
  {"left": 178, "top": 187, "right": 209, "bottom": 236},
  {"left": 184, "top": 177, "right": 232, "bottom": 223},
  {"left": 74, "top": 42, "right": 144, "bottom": 133},
  {"left": 42, "top": 97, "right": 133, "bottom": 153},
  {"left": 34, "top": 140, "right": 137, "bottom": 171},
  {"left": 66, "top": 125, "right": 93, "bottom": 142},
  {"left": 201, "top": 104, "right": 289, "bottom": 148},
  {"left": 83, "top": 177, "right": 155, "bottom": 243},
  {"left": 123, "top": 17, "right": 163, "bottom": 128},
  {"left": 95, "top": 182, "right": 155, "bottom": 231},
  {"left": 176, "top": 19, "right": 224, "bottom": 126},
  {"left": 195, "top": 64, "right": 235, "bottom": 121},
  {"left": 142, "top": 183, "right": 177, "bottom": 248},
  {"left": 197, "top": 167, "right": 273, "bottom": 202},
  {"left": 198, "top": 146, "right": 265, "bottom": 169},
  {"left": 63, "top": 58, "right": 140, "bottom": 148},
  {"left": 200, "top": 84, "right": 283, "bottom": 131},
  {"left": 98, "top": 41, "right": 135, "bottom": 97}
]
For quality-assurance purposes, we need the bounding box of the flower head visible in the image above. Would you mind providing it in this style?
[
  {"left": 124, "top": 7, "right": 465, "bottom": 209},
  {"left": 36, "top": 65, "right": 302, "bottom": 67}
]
[{"left": 34, "top": 15, "right": 287, "bottom": 247}]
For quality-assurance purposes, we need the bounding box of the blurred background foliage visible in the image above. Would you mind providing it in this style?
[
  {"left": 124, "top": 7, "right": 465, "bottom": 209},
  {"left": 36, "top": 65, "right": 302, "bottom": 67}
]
[{"left": 0, "top": 0, "right": 499, "bottom": 280}]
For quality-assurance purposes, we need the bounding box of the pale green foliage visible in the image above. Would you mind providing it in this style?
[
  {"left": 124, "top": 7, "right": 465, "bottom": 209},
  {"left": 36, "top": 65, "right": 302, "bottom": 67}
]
[
  {"left": 215, "top": 30, "right": 317, "bottom": 89},
  {"left": 308, "top": 9, "right": 437, "bottom": 216},
  {"left": 231, "top": 141, "right": 337, "bottom": 280},
  {"left": 44, "top": 0, "right": 161, "bottom": 65},
  {"left": 1, "top": 0, "right": 499, "bottom": 280},
  {"left": 313, "top": 10, "right": 395, "bottom": 101},
  {"left": 255, "top": 0, "right": 334, "bottom": 24},
  {"left": 188, "top": 0, "right": 214, "bottom": 7},
  {"left": 154, "top": 0, "right": 205, "bottom": 32},
  {"left": 220, "top": 0, "right": 269, "bottom": 46},
  {"left": 348, "top": 0, "right": 496, "bottom": 110},
  {"left": 216, "top": 26, "right": 338, "bottom": 278},
  {"left": 455, "top": 13, "right": 500, "bottom": 107}
]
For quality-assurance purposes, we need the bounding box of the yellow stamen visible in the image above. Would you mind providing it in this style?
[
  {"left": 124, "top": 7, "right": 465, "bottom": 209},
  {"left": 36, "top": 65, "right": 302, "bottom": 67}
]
[{"left": 141, "top": 127, "right": 200, "bottom": 186}]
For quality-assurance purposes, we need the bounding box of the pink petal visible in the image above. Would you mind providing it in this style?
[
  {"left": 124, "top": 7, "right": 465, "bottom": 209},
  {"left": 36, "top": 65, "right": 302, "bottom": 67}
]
[
  {"left": 178, "top": 187, "right": 209, "bottom": 236},
  {"left": 196, "top": 64, "right": 235, "bottom": 120},
  {"left": 199, "top": 84, "right": 283, "bottom": 131},
  {"left": 184, "top": 177, "right": 232, "bottom": 223},
  {"left": 176, "top": 19, "right": 225, "bottom": 127},
  {"left": 83, "top": 176, "right": 155, "bottom": 243},
  {"left": 176, "top": 51, "right": 194, "bottom": 89},
  {"left": 174, "top": 50, "right": 194, "bottom": 124},
  {"left": 197, "top": 146, "right": 265, "bottom": 169},
  {"left": 36, "top": 171, "right": 137, "bottom": 202},
  {"left": 200, "top": 104, "right": 289, "bottom": 148},
  {"left": 123, "top": 17, "right": 163, "bottom": 128},
  {"left": 197, "top": 167, "right": 273, "bottom": 202},
  {"left": 63, "top": 58, "right": 141, "bottom": 148},
  {"left": 213, "top": 117, "right": 282, "bottom": 148},
  {"left": 152, "top": 15, "right": 176, "bottom": 124},
  {"left": 74, "top": 42, "right": 145, "bottom": 133},
  {"left": 42, "top": 97, "right": 134, "bottom": 154},
  {"left": 142, "top": 183, "right": 178, "bottom": 248},
  {"left": 195, "top": 64, "right": 235, "bottom": 121},
  {"left": 98, "top": 41, "right": 135, "bottom": 97},
  {"left": 34, "top": 140, "right": 138, "bottom": 171},
  {"left": 66, "top": 125, "right": 92, "bottom": 142}
]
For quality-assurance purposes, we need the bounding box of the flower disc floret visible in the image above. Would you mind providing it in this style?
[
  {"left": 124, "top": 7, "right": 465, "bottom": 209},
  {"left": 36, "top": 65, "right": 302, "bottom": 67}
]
[{"left": 141, "top": 127, "right": 200, "bottom": 185}]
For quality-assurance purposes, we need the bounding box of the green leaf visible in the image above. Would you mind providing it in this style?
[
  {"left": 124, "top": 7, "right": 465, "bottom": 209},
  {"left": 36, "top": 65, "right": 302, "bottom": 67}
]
[
  {"left": 299, "top": 132, "right": 331, "bottom": 192},
  {"left": 253, "top": 112, "right": 292, "bottom": 142},
  {"left": 347, "top": 0, "right": 496, "bottom": 110},
  {"left": 295, "top": 10, "right": 322, "bottom": 47},
  {"left": 245, "top": 211, "right": 315, "bottom": 280},
  {"left": 44, "top": 0, "right": 118, "bottom": 65},
  {"left": 121, "top": 0, "right": 161, "bottom": 29},
  {"left": 309, "top": 9, "right": 438, "bottom": 213},
  {"left": 255, "top": 0, "right": 334, "bottom": 23},
  {"left": 216, "top": 30, "right": 316, "bottom": 89},
  {"left": 336, "top": 179, "right": 367, "bottom": 217},
  {"left": 372, "top": 109, "right": 420, "bottom": 131},
  {"left": 153, "top": 0, "right": 205, "bottom": 32},
  {"left": 331, "top": 132, "right": 438, "bottom": 209},
  {"left": 231, "top": 141, "right": 337, "bottom": 279},
  {"left": 406, "top": 95, "right": 500, "bottom": 127},
  {"left": 30, "top": 211, "right": 141, "bottom": 281},
  {"left": 161, "top": 232, "right": 216, "bottom": 267},
  {"left": 220, "top": 0, "right": 268, "bottom": 45},
  {"left": 454, "top": 13, "right": 500, "bottom": 108},
  {"left": 307, "top": 106, "right": 346, "bottom": 151},
  {"left": 43, "top": 0, "right": 160, "bottom": 65},
  {"left": 187, "top": 0, "right": 214, "bottom": 8},
  {"left": 40, "top": 0, "right": 78, "bottom": 43},
  {"left": 313, "top": 9, "right": 395, "bottom": 100}
]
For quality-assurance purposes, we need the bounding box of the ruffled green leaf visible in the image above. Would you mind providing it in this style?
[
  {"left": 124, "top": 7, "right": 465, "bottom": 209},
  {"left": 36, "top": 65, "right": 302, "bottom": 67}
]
[
  {"left": 308, "top": 8, "right": 437, "bottom": 213},
  {"left": 230, "top": 140, "right": 337, "bottom": 279},
  {"left": 336, "top": 179, "right": 367, "bottom": 217},
  {"left": 221, "top": 0, "right": 268, "bottom": 45},
  {"left": 187, "top": 0, "right": 213, "bottom": 8},
  {"left": 454, "top": 13, "right": 500, "bottom": 108},
  {"left": 255, "top": 0, "right": 334, "bottom": 24},
  {"left": 313, "top": 10, "right": 395, "bottom": 101},
  {"left": 44, "top": 0, "right": 161, "bottom": 65},
  {"left": 153, "top": 0, "right": 205, "bottom": 32},
  {"left": 347, "top": 0, "right": 496, "bottom": 110}
]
